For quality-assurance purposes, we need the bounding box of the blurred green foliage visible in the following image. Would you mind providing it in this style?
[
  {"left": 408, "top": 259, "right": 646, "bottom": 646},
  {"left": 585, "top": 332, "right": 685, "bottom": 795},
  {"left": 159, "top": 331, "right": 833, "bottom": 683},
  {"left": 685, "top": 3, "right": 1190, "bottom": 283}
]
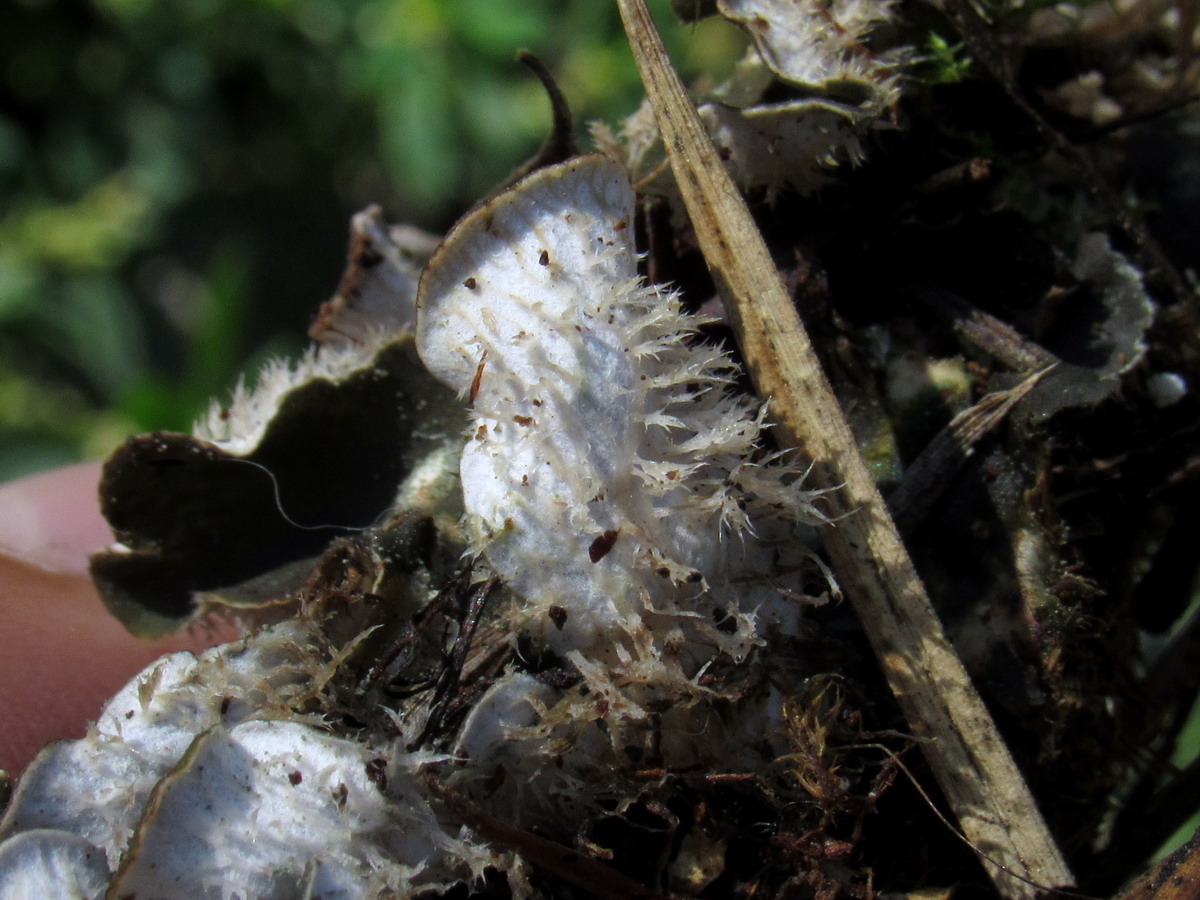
[{"left": 0, "top": 0, "right": 743, "bottom": 481}]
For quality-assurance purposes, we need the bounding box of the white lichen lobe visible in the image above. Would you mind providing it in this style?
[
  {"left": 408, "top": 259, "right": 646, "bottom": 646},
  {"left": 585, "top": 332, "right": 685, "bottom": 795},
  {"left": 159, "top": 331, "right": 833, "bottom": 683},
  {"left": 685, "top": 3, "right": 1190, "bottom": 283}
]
[
  {"left": 417, "top": 154, "right": 825, "bottom": 700},
  {"left": 0, "top": 616, "right": 497, "bottom": 899}
]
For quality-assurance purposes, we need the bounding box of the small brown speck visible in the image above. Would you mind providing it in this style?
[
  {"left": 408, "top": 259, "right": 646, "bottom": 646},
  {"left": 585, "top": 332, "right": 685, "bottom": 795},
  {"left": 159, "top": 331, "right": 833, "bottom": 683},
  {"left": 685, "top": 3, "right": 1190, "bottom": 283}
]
[
  {"left": 548, "top": 605, "right": 568, "bottom": 630},
  {"left": 469, "top": 351, "right": 487, "bottom": 404},
  {"left": 687, "top": 570, "right": 704, "bottom": 583},
  {"left": 656, "top": 566, "right": 671, "bottom": 578},
  {"left": 505, "top": 516, "right": 515, "bottom": 529},
  {"left": 614, "top": 217, "right": 628, "bottom": 231},
  {"left": 463, "top": 277, "right": 478, "bottom": 290},
  {"left": 513, "top": 415, "right": 534, "bottom": 426},
  {"left": 365, "top": 758, "right": 388, "bottom": 789},
  {"left": 532, "top": 398, "right": 543, "bottom": 407},
  {"left": 288, "top": 770, "right": 303, "bottom": 786},
  {"left": 474, "top": 424, "right": 488, "bottom": 441},
  {"left": 589, "top": 529, "right": 620, "bottom": 563},
  {"left": 538, "top": 250, "right": 550, "bottom": 266}
]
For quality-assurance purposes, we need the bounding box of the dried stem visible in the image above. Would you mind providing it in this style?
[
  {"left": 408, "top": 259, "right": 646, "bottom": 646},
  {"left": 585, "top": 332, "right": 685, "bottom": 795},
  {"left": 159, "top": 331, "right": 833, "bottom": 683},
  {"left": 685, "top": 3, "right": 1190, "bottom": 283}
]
[
  {"left": 888, "top": 368, "right": 1050, "bottom": 534},
  {"left": 614, "top": 1, "right": 1074, "bottom": 895}
]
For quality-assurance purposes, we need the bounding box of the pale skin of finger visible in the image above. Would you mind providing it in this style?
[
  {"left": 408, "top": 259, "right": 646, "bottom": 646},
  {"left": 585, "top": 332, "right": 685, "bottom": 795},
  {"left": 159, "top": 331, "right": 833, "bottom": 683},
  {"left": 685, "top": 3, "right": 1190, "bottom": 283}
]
[{"left": 0, "top": 462, "right": 236, "bottom": 778}]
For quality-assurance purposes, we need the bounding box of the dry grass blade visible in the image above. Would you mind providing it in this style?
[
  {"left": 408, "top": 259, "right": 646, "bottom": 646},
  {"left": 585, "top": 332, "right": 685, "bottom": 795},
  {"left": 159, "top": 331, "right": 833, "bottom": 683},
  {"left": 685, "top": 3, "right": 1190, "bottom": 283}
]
[
  {"left": 613, "top": 0, "right": 1074, "bottom": 895},
  {"left": 888, "top": 368, "right": 1051, "bottom": 533}
]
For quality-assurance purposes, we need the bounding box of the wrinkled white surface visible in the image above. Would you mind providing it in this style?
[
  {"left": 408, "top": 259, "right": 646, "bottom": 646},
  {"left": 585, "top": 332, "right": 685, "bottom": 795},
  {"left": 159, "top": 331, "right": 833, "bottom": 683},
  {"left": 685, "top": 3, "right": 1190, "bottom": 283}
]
[
  {"left": 109, "top": 722, "right": 451, "bottom": 900},
  {"left": 2, "top": 621, "right": 316, "bottom": 862},
  {"left": 0, "top": 830, "right": 109, "bottom": 900},
  {"left": 6, "top": 651, "right": 241, "bottom": 859},
  {"left": 0, "top": 618, "right": 489, "bottom": 898}
]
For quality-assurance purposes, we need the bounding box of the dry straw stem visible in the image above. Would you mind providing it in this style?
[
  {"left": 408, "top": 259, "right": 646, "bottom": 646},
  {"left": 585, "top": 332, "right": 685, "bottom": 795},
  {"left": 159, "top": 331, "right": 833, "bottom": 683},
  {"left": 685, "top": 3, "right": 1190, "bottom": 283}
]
[{"left": 614, "top": 1, "right": 1074, "bottom": 895}]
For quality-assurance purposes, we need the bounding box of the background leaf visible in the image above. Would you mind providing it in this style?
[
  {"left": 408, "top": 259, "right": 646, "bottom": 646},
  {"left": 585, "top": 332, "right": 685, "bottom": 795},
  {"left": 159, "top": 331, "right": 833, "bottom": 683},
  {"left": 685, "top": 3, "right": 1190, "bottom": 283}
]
[{"left": 0, "top": 0, "right": 743, "bottom": 480}]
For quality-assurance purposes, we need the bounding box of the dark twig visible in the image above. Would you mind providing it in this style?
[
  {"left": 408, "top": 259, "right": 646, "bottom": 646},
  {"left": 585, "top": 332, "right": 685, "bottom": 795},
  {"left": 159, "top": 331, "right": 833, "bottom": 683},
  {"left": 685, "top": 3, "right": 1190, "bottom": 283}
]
[
  {"left": 424, "top": 771, "right": 681, "bottom": 900},
  {"left": 408, "top": 575, "right": 498, "bottom": 750},
  {"left": 918, "top": 285, "right": 1059, "bottom": 372}
]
